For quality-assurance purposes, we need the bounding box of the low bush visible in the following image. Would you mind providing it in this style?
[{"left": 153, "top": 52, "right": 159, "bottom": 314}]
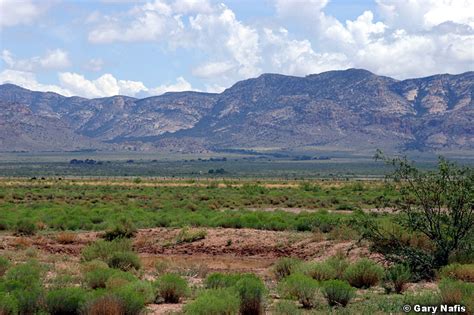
[
  {"left": 204, "top": 273, "right": 243, "bottom": 289},
  {"left": 235, "top": 274, "right": 266, "bottom": 315},
  {"left": 384, "top": 264, "right": 411, "bottom": 294},
  {"left": 81, "top": 260, "right": 109, "bottom": 273},
  {"left": 82, "top": 295, "right": 125, "bottom": 315},
  {"left": 0, "top": 293, "right": 19, "bottom": 315},
  {"left": 46, "top": 287, "right": 88, "bottom": 315},
  {"left": 56, "top": 231, "right": 77, "bottom": 244},
  {"left": 439, "top": 264, "right": 474, "bottom": 282},
  {"left": 273, "top": 300, "right": 302, "bottom": 315},
  {"left": 0, "top": 257, "right": 10, "bottom": 276},
  {"left": 344, "top": 259, "right": 384, "bottom": 288},
  {"left": 154, "top": 273, "right": 189, "bottom": 303},
  {"left": 273, "top": 258, "right": 301, "bottom": 280},
  {"left": 107, "top": 251, "right": 141, "bottom": 271},
  {"left": 321, "top": 279, "right": 355, "bottom": 307},
  {"left": 175, "top": 227, "right": 207, "bottom": 244},
  {"left": 278, "top": 273, "right": 318, "bottom": 309},
  {"left": 302, "top": 262, "right": 337, "bottom": 281},
  {"left": 13, "top": 219, "right": 37, "bottom": 236},
  {"left": 81, "top": 239, "right": 133, "bottom": 262},
  {"left": 84, "top": 267, "right": 120, "bottom": 289},
  {"left": 103, "top": 218, "right": 137, "bottom": 241},
  {"left": 113, "top": 284, "right": 146, "bottom": 315},
  {"left": 325, "top": 254, "right": 349, "bottom": 279},
  {"left": 439, "top": 278, "right": 474, "bottom": 312},
  {"left": 127, "top": 281, "right": 155, "bottom": 304},
  {"left": 184, "top": 288, "right": 240, "bottom": 315}
]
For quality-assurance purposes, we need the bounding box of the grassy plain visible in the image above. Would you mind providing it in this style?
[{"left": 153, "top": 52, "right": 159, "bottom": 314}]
[{"left": 0, "top": 163, "right": 472, "bottom": 314}]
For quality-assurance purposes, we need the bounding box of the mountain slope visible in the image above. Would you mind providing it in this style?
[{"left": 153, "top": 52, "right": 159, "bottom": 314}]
[{"left": 0, "top": 69, "right": 472, "bottom": 152}]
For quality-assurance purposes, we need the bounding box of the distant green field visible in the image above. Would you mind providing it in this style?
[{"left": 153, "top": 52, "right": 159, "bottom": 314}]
[
  {"left": 0, "top": 150, "right": 464, "bottom": 178},
  {"left": 0, "top": 179, "right": 397, "bottom": 232}
]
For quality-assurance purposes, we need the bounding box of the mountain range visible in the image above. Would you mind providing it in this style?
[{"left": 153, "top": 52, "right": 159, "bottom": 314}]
[{"left": 0, "top": 69, "right": 473, "bottom": 153}]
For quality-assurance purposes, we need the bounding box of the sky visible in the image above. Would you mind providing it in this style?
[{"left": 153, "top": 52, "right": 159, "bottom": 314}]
[{"left": 0, "top": 0, "right": 473, "bottom": 98}]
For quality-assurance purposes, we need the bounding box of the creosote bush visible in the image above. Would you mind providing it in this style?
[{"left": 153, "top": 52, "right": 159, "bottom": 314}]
[
  {"left": 154, "top": 273, "right": 189, "bottom": 303},
  {"left": 273, "top": 300, "right": 302, "bottom": 315},
  {"left": 45, "top": 287, "right": 88, "bottom": 315},
  {"left": 103, "top": 218, "right": 137, "bottom": 241},
  {"left": 235, "top": 274, "right": 266, "bottom": 315},
  {"left": 273, "top": 257, "right": 301, "bottom": 280},
  {"left": 325, "top": 254, "right": 349, "bottom": 279},
  {"left": 175, "top": 227, "right": 207, "bottom": 244},
  {"left": 344, "top": 259, "right": 384, "bottom": 288},
  {"left": 439, "top": 278, "right": 474, "bottom": 313},
  {"left": 14, "top": 219, "right": 37, "bottom": 236},
  {"left": 204, "top": 273, "right": 243, "bottom": 289},
  {"left": 278, "top": 273, "right": 318, "bottom": 309},
  {"left": 302, "top": 262, "right": 337, "bottom": 281},
  {"left": 107, "top": 251, "right": 141, "bottom": 271},
  {"left": 82, "top": 295, "right": 125, "bottom": 315},
  {"left": 384, "top": 264, "right": 411, "bottom": 294},
  {"left": 0, "top": 257, "right": 10, "bottom": 276},
  {"left": 438, "top": 264, "right": 474, "bottom": 283},
  {"left": 321, "top": 279, "right": 355, "bottom": 307},
  {"left": 184, "top": 288, "right": 240, "bottom": 315},
  {"left": 81, "top": 239, "right": 133, "bottom": 262}
]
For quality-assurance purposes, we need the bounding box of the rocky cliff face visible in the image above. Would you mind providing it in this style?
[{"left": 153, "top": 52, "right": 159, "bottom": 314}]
[{"left": 0, "top": 69, "right": 472, "bottom": 152}]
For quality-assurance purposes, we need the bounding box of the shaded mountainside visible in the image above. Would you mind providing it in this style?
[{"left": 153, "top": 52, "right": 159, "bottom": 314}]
[{"left": 0, "top": 69, "right": 472, "bottom": 153}]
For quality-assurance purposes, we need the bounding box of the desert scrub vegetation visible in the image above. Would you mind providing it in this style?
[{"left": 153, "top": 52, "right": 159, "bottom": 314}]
[
  {"left": 321, "top": 279, "right": 355, "bottom": 307},
  {"left": 343, "top": 258, "right": 384, "bottom": 288},
  {"left": 184, "top": 288, "right": 240, "bottom": 315},
  {"left": 81, "top": 238, "right": 141, "bottom": 272},
  {"left": 175, "top": 226, "right": 207, "bottom": 244},
  {"left": 360, "top": 154, "right": 474, "bottom": 280},
  {"left": 383, "top": 264, "right": 412, "bottom": 294},
  {"left": 278, "top": 273, "right": 318, "bottom": 309},
  {"left": 154, "top": 273, "right": 189, "bottom": 303},
  {"left": 273, "top": 257, "right": 302, "bottom": 280},
  {"left": 438, "top": 263, "right": 474, "bottom": 282}
]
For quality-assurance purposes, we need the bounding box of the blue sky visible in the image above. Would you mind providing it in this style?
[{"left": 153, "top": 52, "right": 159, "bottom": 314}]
[{"left": 0, "top": 0, "right": 473, "bottom": 98}]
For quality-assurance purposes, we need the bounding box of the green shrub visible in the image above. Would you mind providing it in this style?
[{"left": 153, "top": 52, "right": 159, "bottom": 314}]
[
  {"left": 82, "top": 294, "right": 125, "bottom": 315},
  {"left": 235, "top": 275, "right": 266, "bottom": 315},
  {"left": 344, "top": 259, "right": 384, "bottom": 288},
  {"left": 1, "top": 260, "right": 44, "bottom": 314},
  {"left": 302, "top": 262, "right": 337, "bottom": 281},
  {"left": 439, "top": 263, "right": 474, "bottom": 282},
  {"left": 84, "top": 267, "right": 118, "bottom": 289},
  {"left": 107, "top": 251, "right": 141, "bottom": 271},
  {"left": 204, "top": 273, "right": 243, "bottom": 289},
  {"left": 439, "top": 278, "right": 474, "bottom": 313},
  {"left": 0, "top": 257, "right": 10, "bottom": 276},
  {"left": 14, "top": 219, "right": 37, "bottom": 236},
  {"left": 103, "top": 218, "right": 137, "bottom": 241},
  {"left": 154, "top": 273, "right": 189, "bottom": 303},
  {"left": 325, "top": 254, "right": 349, "bottom": 279},
  {"left": 273, "top": 300, "right": 302, "bottom": 315},
  {"left": 175, "top": 227, "right": 207, "bottom": 244},
  {"left": 127, "top": 281, "right": 155, "bottom": 304},
  {"left": 273, "top": 258, "right": 301, "bottom": 280},
  {"left": 321, "top": 280, "right": 355, "bottom": 307},
  {"left": 113, "top": 284, "right": 146, "bottom": 315},
  {"left": 278, "top": 273, "right": 318, "bottom": 309},
  {"left": 384, "top": 264, "right": 411, "bottom": 294},
  {"left": 45, "top": 287, "right": 88, "bottom": 315},
  {"left": 184, "top": 288, "right": 240, "bottom": 315},
  {"left": 0, "top": 293, "right": 19, "bottom": 315},
  {"left": 81, "top": 239, "right": 133, "bottom": 262}
]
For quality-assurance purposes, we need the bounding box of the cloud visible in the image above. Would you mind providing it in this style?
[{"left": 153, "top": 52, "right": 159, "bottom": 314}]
[
  {"left": 1, "top": 49, "right": 71, "bottom": 72},
  {"left": 148, "top": 76, "right": 193, "bottom": 95},
  {"left": 192, "top": 61, "right": 235, "bottom": 78},
  {"left": 0, "top": 0, "right": 45, "bottom": 28},
  {"left": 86, "top": 58, "right": 104, "bottom": 72},
  {"left": 0, "top": 69, "right": 71, "bottom": 95}
]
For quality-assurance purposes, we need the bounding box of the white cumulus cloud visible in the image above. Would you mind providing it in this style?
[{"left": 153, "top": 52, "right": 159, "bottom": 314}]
[{"left": 1, "top": 49, "right": 71, "bottom": 72}]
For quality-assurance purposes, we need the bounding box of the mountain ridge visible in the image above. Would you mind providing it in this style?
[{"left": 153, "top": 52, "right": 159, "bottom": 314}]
[{"left": 1, "top": 68, "right": 473, "bottom": 153}]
